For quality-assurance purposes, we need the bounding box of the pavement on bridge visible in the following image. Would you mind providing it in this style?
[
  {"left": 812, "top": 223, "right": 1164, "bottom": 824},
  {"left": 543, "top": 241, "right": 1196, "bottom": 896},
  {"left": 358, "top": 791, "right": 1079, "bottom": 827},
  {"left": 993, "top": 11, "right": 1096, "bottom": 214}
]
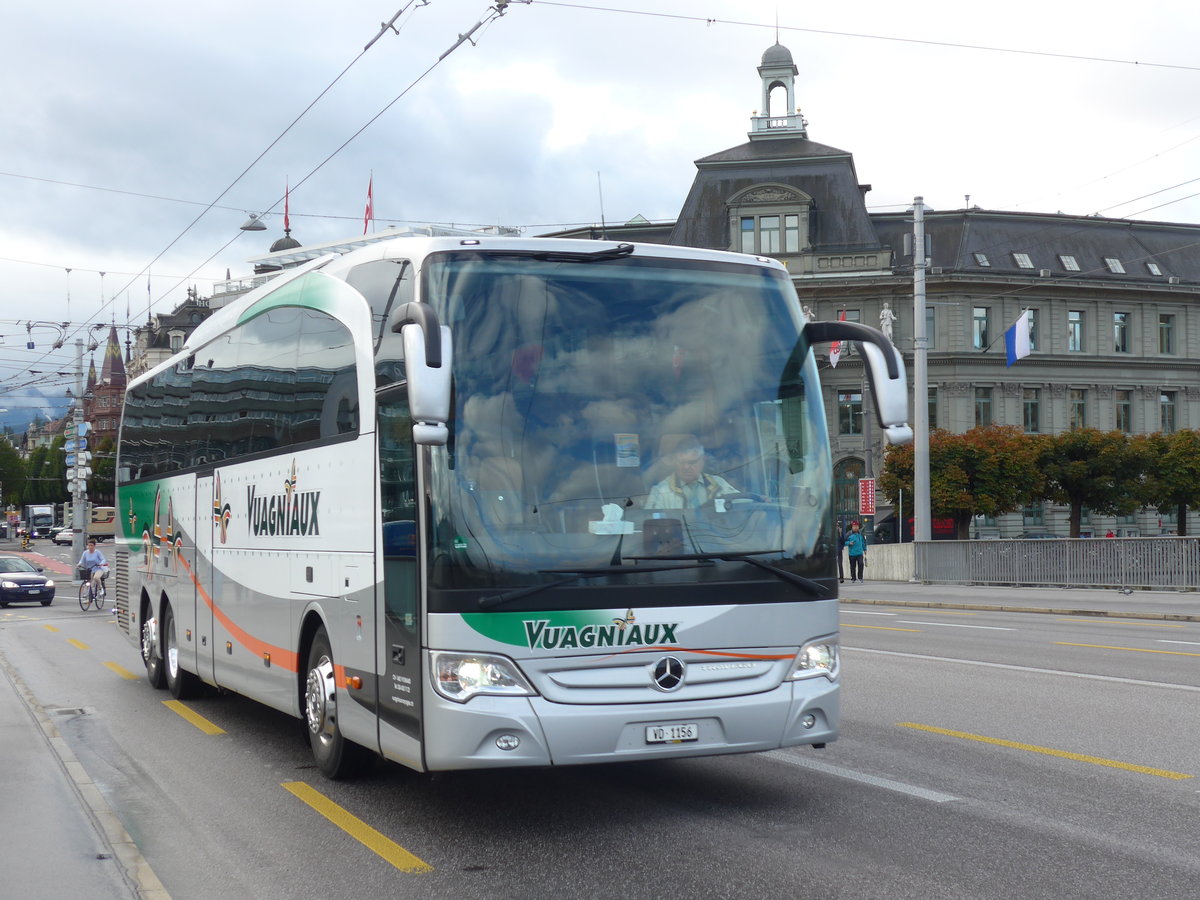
[
  {"left": 839, "top": 578, "right": 1200, "bottom": 622},
  {"left": 2, "top": 541, "right": 1196, "bottom": 899}
]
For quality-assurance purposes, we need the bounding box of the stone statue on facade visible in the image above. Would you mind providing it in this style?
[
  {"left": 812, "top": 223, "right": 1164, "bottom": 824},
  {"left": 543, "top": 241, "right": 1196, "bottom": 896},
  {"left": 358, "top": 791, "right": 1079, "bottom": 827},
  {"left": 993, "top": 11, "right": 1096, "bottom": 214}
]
[{"left": 879, "top": 301, "right": 896, "bottom": 340}]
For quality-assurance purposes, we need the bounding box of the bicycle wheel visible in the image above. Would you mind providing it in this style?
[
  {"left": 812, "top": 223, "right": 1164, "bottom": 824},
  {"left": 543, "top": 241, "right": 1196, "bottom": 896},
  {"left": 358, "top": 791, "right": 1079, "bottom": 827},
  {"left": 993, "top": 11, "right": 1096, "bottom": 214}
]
[{"left": 78, "top": 581, "right": 91, "bottom": 611}]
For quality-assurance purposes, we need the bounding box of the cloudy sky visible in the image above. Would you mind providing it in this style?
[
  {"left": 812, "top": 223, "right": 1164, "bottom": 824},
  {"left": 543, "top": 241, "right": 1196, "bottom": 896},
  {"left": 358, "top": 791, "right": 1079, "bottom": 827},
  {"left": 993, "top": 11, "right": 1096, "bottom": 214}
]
[{"left": 2, "top": 0, "right": 1198, "bottom": 414}]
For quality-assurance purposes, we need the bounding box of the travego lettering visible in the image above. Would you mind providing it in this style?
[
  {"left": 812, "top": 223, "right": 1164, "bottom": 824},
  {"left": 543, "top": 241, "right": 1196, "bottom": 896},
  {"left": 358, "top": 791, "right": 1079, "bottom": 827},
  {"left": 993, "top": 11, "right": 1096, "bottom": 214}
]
[
  {"left": 522, "top": 619, "right": 679, "bottom": 650},
  {"left": 247, "top": 484, "right": 321, "bottom": 537}
]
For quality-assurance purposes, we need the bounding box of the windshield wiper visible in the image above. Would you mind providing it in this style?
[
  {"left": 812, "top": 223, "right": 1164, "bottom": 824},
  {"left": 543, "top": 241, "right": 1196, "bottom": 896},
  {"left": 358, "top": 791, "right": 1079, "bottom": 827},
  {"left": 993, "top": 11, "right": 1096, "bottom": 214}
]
[
  {"left": 478, "top": 560, "right": 713, "bottom": 610},
  {"left": 489, "top": 243, "right": 636, "bottom": 265},
  {"left": 625, "top": 550, "right": 830, "bottom": 599}
]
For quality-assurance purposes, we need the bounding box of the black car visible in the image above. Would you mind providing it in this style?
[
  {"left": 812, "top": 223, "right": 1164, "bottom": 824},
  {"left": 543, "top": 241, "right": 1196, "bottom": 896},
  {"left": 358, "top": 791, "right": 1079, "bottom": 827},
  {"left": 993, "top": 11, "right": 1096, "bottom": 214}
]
[{"left": 0, "top": 555, "right": 56, "bottom": 607}]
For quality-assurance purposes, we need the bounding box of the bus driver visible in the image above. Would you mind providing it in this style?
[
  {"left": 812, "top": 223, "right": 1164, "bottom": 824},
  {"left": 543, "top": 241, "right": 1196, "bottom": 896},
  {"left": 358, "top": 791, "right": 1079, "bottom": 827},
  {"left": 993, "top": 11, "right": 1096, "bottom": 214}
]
[{"left": 645, "top": 437, "right": 738, "bottom": 510}]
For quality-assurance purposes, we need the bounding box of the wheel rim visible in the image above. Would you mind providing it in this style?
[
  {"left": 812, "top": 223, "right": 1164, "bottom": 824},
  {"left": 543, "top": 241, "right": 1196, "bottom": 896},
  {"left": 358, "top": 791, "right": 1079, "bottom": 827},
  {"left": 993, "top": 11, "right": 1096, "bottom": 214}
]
[
  {"left": 142, "top": 617, "right": 157, "bottom": 665},
  {"left": 166, "top": 616, "right": 179, "bottom": 679},
  {"left": 305, "top": 654, "right": 338, "bottom": 748}
]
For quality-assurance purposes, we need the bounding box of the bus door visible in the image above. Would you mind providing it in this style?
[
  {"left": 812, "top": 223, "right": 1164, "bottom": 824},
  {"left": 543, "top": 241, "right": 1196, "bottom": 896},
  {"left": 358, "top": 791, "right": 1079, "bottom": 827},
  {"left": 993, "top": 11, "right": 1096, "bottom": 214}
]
[
  {"left": 376, "top": 387, "right": 422, "bottom": 765},
  {"left": 195, "top": 474, "right": 216, "bottom": 685}
]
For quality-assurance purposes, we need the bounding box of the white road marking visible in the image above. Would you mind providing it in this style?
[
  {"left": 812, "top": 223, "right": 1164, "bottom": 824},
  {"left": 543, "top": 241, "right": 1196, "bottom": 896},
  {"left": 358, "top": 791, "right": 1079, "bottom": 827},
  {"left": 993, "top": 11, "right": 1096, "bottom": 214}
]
[
  {"left": 763, "top": 750, "right": 958, "bottom": 803},
  {"left": 898, "top": 621, "right": 1015, "bottom": 631},
  {"left": 846, "top": 647, "right": 1200, "bottom": 692},
  {"left": 1159, "top": 640, "right": 1200, "bottom": 647},
  {"left": 842, "top": 610, "right": 898, "bottom": 616}
]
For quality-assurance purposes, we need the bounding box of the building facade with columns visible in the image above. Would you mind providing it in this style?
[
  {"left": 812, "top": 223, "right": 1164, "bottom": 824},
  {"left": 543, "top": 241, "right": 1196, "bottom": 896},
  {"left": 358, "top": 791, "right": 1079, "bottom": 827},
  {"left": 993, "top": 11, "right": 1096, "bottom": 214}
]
[{"left": 549, "top": 41, "right": 1200, "bottom": 537}]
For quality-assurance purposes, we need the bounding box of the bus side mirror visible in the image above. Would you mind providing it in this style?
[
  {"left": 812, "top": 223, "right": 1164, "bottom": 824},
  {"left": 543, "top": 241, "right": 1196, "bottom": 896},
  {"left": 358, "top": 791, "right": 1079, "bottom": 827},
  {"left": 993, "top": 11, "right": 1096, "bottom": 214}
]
[
  {"left": 391, "top": 302, "right": 453, "bottom": 445},
  {"left": 802, "top": 320, "right": 913, "bottom": 445}
]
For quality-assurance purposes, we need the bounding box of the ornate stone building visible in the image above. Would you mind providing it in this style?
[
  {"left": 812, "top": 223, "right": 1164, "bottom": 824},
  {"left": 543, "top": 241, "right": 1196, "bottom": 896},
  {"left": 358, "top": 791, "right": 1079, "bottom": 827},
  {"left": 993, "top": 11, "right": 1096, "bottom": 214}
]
[{"left": 549, "top": 41, "right": 1200, "bottom": 537}]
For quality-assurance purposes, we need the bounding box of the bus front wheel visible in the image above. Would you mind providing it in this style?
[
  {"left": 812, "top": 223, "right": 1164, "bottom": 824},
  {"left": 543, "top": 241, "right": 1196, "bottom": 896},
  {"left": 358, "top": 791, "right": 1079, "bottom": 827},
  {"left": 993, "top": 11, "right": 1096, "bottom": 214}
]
[{"left": 305, "top": 627, "right": 369, "bottom": 779}]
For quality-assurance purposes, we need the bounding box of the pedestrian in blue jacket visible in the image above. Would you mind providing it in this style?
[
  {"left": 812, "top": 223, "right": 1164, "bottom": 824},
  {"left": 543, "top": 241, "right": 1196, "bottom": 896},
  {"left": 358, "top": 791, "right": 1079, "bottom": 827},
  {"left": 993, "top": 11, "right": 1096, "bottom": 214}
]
[{"left": 845, "top": 520, "right": 866, "bottom": 582}]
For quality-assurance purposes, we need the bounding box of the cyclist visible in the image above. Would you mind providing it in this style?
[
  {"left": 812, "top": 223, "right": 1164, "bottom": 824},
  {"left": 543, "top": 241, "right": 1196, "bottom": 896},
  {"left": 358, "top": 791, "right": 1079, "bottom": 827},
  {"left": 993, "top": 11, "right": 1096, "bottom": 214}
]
[{"left": 78, "top": 539, "right": 109, "bottom": 601}]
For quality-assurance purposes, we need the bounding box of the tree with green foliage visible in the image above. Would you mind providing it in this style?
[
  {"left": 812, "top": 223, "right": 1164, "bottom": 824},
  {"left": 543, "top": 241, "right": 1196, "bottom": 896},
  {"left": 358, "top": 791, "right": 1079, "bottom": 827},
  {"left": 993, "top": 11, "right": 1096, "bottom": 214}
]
[
  {"left": 1134, "top": 430, "right": 1200, "bottom": 536},
  {"left": 879, "top": 426, "right": 1044, "bottom": 539},
  {"left": 91, "top": 436, "right": 116, "bottom": 505},
  {"left": 0, "top": 439, "right": 24, "bottom": 509},
  {"left": 1038, "top": 429, "right": 1142, "bottom": 537}
]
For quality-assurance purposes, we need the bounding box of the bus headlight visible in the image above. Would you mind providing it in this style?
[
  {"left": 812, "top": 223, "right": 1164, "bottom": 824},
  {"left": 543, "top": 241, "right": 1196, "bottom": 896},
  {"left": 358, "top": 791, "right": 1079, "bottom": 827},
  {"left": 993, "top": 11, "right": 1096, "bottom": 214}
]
[
  {"left": 786, "top": 638, "right": 839, "bottom": 682},
  {"left": 430, "top": 651, "right": 536, "bottom": 703}
]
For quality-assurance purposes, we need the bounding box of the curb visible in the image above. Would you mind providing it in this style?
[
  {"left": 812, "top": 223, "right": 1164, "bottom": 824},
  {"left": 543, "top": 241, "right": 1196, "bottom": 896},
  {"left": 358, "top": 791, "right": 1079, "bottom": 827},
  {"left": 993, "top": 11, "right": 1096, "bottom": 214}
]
[
  {"left": 0, "top": 653, "right": 171, "bottom": 900},
  {"left": 839, "top": 596, "right": 1200, "bottom": 624}
]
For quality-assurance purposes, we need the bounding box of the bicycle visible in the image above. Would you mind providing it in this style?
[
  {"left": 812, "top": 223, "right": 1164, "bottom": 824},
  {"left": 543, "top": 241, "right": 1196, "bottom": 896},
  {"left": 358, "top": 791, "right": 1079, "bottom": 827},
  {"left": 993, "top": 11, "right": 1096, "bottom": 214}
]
[{"left": 78, "top": 567, "right": 109, "bottom": 611}]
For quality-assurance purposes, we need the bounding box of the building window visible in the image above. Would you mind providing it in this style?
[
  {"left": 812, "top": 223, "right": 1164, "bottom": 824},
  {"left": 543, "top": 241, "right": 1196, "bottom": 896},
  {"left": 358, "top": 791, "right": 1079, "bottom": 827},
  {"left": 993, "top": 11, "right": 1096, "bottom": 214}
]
[
  {"left": 838, "top": 391, "right": 863, "bottom": 435},
  {"left": 928, "top": 387, "right": 938, "bottom": 430},
  {"left": 1023, "top": 388, "right": 1040, "bottom": 433},
  {"left": 972, "top": 307, "right": 990, "bottom": 349},
  {"left": 730, "top": 186, "right": 811, "bottom": 255},
  {"left": 1159, "top": 314, "right": 1175, "bottom": 354},
  {"left": 1104, "top": 257, "right": 1126, "bottom": 274},
  {"left": 1027, "top": 309, "right": 1039, "bottom": 350},
  {"left": 925, "top": 307, "right": 936, "bottom": 347},
  {"left": 169, "top": 333, "right": 183, "bottom": 353},
  {"left": 975, "top": 387, "right": 993, "bottom": 427},
  {"left": 1059, "top": 255, "right": 1080, "bottom": 271},
  {"left": 1113, "top": 312, "right": 1130, "bottom": 353},
  {"left": 1114, "top": 390, "right": 1132, "bottom": 433},
  {"left": 1147, "top": 262, "right": 1163, "bottom": 276},
  {"left": 1023, "top": 503, "right": 1045, "bottom": 526},
  {"left": 1068, "top": 310, "right": 1084, "bottom": 352},
  {"left": 1012, "top": 252, "right": 1034, "bottom": 268},
  {"left": 740, "top": 215, "right": 801, "bottom": 254},
  {"left": 973, "top": 252, "right": 991, "bottom": 267},
  {"left": 1069, "top": 389, "right": 1086, "bottom": 430},
  {"left": 1161, "top": 391, "right": 1176, "bottom": 433}
]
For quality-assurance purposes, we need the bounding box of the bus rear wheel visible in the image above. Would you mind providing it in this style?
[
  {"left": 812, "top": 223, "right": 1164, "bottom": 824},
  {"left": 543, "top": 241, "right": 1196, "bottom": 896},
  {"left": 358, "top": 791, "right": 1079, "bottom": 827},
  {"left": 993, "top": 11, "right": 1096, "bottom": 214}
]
[
  {"left": 163, "top": 602, "right": 202, "bottom": 700},
  {"left": 305, "top": 627, "right": 369, "bottom": 779}
]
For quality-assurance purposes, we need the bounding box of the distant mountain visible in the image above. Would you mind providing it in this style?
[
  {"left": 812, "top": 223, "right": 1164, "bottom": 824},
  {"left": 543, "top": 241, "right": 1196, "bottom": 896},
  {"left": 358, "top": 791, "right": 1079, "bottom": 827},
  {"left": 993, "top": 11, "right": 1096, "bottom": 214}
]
[{"left": 0, "top": 388, "right": 71, "bottom": 434}]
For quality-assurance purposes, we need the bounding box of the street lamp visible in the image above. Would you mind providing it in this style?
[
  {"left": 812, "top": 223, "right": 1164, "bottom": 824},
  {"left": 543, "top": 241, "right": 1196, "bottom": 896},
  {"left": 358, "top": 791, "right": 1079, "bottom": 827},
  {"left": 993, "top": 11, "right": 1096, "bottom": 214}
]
[{"left": 239, "top": 213, "right": 269, "bottom": 232}]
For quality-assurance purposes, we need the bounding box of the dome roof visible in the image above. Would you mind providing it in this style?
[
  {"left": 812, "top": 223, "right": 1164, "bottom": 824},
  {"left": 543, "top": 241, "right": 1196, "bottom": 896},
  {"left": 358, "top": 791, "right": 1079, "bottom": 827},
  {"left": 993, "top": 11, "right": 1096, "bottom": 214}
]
[{"left": 761, "top": 42, "right": 794, "bottom": 67}]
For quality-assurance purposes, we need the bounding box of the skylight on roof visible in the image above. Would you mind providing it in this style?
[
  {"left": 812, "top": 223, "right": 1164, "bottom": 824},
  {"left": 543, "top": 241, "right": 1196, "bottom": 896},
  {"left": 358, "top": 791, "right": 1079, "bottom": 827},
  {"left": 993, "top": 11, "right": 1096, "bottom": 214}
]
[
  {"left": 1013, "top": 252, "right": 1034, "bottom": 269},
  {"left": 973, "top": 252, "right": 991, "bottom": 267},
  {"left": 1059, "top": 255, "right": 1080, "bottom": 271},
  {"left": 1147, "top": 262, "right": 1163, "bottom": 276},
  {"left": 1104, "top": 257, "right": 1126, "bottom": 274}
]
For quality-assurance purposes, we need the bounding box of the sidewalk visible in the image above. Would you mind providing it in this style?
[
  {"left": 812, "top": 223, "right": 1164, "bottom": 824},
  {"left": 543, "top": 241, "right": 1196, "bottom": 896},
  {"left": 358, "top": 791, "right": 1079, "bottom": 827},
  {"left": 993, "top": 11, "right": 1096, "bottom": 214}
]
[
  {"left": 0, "top": 653, "right": 168, "bottom": 899},
  {"left": 1, "top": 539, "right": 167, "bottom": 898},
  {"left": 839, "top": 579, "right": 1200, "bottom": 622}
]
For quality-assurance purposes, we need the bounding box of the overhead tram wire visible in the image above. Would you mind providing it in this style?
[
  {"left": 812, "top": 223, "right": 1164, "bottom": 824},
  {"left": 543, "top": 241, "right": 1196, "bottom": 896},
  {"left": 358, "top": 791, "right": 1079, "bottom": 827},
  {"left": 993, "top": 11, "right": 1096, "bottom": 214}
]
[
  {"left": 138, "top": 0, "right": 527, "bottom": 325},
  {"left": 531, "top": 1, "right": 1200, "bottom": 73},
  {"left": 85, "top": 1, "right": 436, "bottom": 340}
]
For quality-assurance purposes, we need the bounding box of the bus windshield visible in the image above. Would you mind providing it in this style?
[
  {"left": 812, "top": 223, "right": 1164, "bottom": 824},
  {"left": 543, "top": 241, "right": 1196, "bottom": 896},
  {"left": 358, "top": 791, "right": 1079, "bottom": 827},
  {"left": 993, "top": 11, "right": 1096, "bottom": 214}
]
[{"left": 412, "top": 251, "right": 832, "bottom": 607}]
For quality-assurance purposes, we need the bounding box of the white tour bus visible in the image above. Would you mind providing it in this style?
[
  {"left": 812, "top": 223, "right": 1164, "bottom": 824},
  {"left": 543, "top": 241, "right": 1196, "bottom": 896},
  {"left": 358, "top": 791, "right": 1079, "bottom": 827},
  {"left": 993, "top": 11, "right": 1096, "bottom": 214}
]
[{"left": 115, "top": 236, "right": 911, "bottom": 778}]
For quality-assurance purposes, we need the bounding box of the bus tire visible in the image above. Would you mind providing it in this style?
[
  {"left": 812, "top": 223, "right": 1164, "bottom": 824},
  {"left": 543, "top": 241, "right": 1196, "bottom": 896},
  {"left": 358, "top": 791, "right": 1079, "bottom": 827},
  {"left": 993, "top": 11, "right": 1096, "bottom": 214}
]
[
  {"left": 163, "top": 602, "right": 202, "bottom": 700},
  {"left": 141, "top": 605, "right": 167, "bottom": 690},
  {"left": 304, "top": 627, "right": 369, "bottom": 779}
]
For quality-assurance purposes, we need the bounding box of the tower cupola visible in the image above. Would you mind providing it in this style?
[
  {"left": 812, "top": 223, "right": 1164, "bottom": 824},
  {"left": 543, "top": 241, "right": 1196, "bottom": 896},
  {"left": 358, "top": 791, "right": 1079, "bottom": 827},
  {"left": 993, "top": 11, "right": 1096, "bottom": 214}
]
[{"left": 750, "top": 42, "right": 807, "bottom": 139}]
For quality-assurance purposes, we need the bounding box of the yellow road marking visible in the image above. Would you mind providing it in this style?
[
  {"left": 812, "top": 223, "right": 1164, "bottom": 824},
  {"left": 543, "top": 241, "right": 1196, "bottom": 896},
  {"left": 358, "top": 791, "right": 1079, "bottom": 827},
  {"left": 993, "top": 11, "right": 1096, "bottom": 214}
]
[
  {"left": 43, "top": 625, "right": 59, "bottom": 632},
  {"left": 162, "top": 700, "right": 226, "bottom": 735},
  {"left": 67, "top": 638, "right": 89, "bottom": 650},
  {"left": 842, "top": 623, "right": 922, "bottom": 632},
  {"left": 283, "top": 781, "right": 433, "bottom": 873},
  {"left": 1055, "top": 618, "right": 1184, "bottom": 628},
  {"left": 1056, "top": 641, "right": 1200, "bottom": 658},
  {"left": 898, "top": 722, "right": 1192, "bottom": 781},
  {"left": 104, "top": 661, "right": 139, "bottom": 680}
]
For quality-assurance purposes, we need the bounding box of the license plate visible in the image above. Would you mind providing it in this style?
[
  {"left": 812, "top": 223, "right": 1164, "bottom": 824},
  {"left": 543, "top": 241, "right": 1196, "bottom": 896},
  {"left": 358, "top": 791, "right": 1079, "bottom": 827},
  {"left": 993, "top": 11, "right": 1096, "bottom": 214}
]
[
  {"left": 27, "top": 588, "right": 40, "bottom": 594},
  {"left": 645, "top": 723, "right": 698, "bottom": 744}
]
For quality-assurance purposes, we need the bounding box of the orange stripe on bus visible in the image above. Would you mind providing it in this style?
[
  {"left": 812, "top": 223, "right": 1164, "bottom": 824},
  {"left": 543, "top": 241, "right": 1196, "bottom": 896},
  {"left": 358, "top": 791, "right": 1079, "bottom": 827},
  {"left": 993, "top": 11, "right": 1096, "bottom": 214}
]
[{"left": 176, "top": 551, "right": 301, "bottom": 672}]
